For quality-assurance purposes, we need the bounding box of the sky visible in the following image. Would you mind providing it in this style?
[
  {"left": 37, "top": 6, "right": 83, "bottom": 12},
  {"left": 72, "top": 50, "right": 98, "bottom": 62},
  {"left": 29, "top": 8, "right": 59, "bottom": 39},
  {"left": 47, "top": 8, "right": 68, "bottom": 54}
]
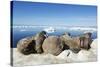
[{"left": 11, "top": 1, "right": 97, "bottom": 26}]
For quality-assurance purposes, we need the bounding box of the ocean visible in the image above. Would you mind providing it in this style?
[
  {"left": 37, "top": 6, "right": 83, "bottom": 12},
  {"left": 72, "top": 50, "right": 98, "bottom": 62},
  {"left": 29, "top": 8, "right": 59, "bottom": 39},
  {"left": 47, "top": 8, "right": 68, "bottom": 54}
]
[{"left": 12, "top": 26, "right": 97, "bottom": 48}]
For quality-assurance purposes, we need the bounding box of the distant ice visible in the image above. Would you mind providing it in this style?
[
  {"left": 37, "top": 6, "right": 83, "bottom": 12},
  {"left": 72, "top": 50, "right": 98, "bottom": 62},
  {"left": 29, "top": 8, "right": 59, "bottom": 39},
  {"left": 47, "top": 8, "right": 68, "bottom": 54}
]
[
  {"left": 20, "top": 29, "right": 27, "bottom": 32},
  {"left": 13, "top": 25, "right": 97, "bottom": 33},
  {"left": 69, "top": 27, "right": 97, "bottom": 33}
]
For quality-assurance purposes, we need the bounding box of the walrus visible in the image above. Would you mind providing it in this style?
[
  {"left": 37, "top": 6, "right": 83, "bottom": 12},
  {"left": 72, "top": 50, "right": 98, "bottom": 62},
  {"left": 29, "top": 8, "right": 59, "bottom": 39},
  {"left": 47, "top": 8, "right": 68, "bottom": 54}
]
[
  {"left": 60, "top": 33, "right": 81, "bottom": 53},
  {"left": 60, "top": 32, "right": 92, "bottom": 53},
  {"left": 34, "top": 31, "right": 48, "bottom": 53},
  {"left": 42, "top": 36, "right": 64, "bottom": 56},
  {"left": 73, "top": 32, "right": 92, "bottom": 50},
  {"left": 17, "top": 31, "right": 47, "bottom": 55}
]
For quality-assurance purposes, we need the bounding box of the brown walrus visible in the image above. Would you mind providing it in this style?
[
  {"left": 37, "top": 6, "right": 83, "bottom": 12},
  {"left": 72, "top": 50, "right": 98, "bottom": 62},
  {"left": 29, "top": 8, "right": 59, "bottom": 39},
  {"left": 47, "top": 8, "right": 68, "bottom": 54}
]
[
  {"left": 17, "top": 31, "right": 47, "bottom": 55},
  {"left": 60, "top": 32, "right": 92, "bottom": 53},
  {"left": 34, "top": 31, "right": 48, "bottom": 53},
  {"left": 60, "top": 32, "right": 81, "bottom": 53}
]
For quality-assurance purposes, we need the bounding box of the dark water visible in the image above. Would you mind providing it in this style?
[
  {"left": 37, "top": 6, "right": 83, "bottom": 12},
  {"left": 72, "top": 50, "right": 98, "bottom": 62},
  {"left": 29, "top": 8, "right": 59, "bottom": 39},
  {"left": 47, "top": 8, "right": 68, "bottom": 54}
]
[{"left": 12, "top": 27, "right": 97, "bottom": 48}]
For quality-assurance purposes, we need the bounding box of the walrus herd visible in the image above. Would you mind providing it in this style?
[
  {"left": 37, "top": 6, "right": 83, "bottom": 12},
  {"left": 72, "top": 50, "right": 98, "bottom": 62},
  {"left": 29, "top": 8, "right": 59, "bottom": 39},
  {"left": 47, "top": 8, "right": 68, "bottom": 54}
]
[{"left": 17, "top": 31, "right": 92, "bottom": 56}]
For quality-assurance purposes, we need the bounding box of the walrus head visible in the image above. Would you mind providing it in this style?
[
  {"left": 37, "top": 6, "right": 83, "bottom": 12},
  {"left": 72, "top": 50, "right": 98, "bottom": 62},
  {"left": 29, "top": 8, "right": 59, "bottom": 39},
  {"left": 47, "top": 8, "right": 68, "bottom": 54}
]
[{"left": 40, "top": 31, "right": 48, "bottom": 38}]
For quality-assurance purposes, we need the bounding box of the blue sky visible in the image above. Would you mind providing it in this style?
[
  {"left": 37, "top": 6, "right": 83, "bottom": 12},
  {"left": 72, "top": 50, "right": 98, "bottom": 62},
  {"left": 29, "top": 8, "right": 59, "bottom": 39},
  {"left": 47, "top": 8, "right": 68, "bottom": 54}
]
[{"left": 12, "top": 1, "right": 97, "bottom": 26}]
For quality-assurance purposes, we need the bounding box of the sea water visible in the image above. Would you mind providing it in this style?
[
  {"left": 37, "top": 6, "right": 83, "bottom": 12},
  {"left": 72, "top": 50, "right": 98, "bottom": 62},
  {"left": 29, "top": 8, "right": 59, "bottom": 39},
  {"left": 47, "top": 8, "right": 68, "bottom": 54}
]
[{"left": 12, "top": 26, "right": 97, "bottom": 48}]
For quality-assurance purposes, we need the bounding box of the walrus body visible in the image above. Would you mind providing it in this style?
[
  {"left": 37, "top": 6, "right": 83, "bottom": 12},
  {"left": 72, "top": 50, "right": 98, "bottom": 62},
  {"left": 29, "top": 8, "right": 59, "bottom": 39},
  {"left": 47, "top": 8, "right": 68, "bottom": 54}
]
[
  {"left": 60, "top": 33, "right": 81, "bottom": 53},
  {"left": 17, "top": 36, "right": 36, "bottom": 55},
  {"left": 42, "top": 36, "right": 63, "bottom": 56}
]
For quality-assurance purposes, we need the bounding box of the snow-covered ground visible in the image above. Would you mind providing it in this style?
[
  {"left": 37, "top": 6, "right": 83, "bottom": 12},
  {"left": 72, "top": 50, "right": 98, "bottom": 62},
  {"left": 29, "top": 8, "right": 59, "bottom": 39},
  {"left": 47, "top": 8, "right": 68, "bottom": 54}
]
[{"left": 12, "top": 39, "right": 97, "bottom": 67}]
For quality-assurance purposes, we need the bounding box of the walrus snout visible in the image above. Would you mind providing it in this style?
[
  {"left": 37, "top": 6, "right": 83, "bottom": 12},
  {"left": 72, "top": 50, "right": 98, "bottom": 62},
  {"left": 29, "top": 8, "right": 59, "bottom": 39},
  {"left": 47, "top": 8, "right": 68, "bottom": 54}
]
[
  {"left": 79, "top": 32, "right": 92, "bottom": 50},
  {"left": 44, "top": 34, "right": 48, "bottom": 38}
]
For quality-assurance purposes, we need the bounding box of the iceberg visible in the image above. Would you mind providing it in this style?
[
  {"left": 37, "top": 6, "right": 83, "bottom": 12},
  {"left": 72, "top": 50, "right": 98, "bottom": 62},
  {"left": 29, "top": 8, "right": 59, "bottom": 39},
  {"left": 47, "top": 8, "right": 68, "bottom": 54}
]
[{"left": 43, "top": 27, "right": 55, "bottom": 33}]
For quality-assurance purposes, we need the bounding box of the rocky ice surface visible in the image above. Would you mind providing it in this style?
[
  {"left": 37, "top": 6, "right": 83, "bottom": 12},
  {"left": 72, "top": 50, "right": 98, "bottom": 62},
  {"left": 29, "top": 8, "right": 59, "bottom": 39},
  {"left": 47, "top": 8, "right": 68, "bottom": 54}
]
[{"left": 12, "top": 39, "right": 97, "bottom": 67}]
